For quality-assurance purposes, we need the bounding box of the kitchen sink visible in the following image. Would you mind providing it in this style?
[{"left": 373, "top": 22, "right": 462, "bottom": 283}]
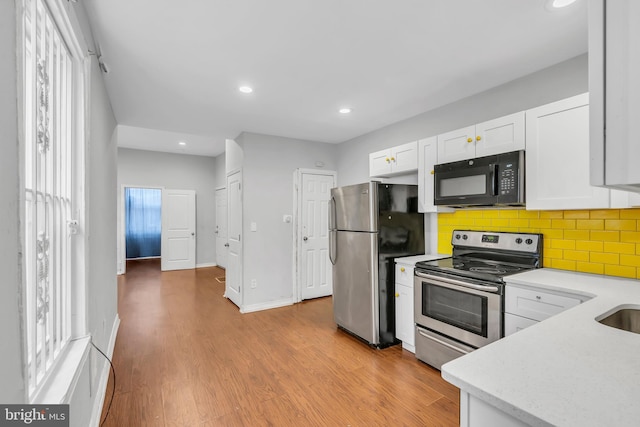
[{"left": 597, "top": 307, "right": 640, "bottom": 334}]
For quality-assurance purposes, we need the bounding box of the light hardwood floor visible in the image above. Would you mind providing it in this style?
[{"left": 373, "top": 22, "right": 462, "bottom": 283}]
[{"left": 101, "top": 259, "right": 459, "bottom": 426}]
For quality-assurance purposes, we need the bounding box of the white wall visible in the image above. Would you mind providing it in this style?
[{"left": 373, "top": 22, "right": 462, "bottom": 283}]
[
  {"left": 337, "top": 54, "right": 589, "bottom": 186},
  {"left": 0, "top": 0, "right": 27, "bottom": 404},
  {"left": 117, "top": 147, "right": 218, "bottom": 267},
  {"left": 239, "top": 132, "right": 338, "bottom": 309},
  {"left": 81, "top": 54, "right": 119, "bottom": 427}
]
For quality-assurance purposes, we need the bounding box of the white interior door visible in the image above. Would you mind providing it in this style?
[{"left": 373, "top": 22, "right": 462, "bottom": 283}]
[
  {"left": 161, "top": 189, "right": 196, "bottom": 271},
  {"left": 215, "top": 187, "right": 228, "bottom": 268},
  {"left": 299, "top": 171, "right": 335, "bottom": 300},
  {"left": 226, "top": 171, "right": 242, "bottom": 307}
]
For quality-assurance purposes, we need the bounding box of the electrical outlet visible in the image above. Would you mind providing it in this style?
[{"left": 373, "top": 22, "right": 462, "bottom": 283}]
[{"left": 251, "top": 279, "right": 257, "bottom": 289}]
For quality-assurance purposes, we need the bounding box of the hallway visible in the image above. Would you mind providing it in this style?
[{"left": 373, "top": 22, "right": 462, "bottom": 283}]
[{"left": 102, "top": 260, "right": 459, "bottom": 426}]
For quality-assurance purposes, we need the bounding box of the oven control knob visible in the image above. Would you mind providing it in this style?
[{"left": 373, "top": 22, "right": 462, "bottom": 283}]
[
  {"left": 525, "top": 238, "right": 534, "bottom": 245},
  {"left": 515, "top": 238, "right": 523, "bottom": 244},
  {"left": 455, "top": 234, "right": 461, "bottom": 240},
  {"left": 462, "top": 234, "right": 468, "bottom": 240}
]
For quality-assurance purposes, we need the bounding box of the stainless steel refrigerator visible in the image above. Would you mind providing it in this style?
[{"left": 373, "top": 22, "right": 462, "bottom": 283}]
[{"left": 329, "top": 182, "right": 425, "bottom": 347}]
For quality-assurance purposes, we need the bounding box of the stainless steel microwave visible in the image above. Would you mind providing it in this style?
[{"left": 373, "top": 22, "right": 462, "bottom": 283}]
[{"left": 434, "top": 150, "right": 525, "bottom": 207}]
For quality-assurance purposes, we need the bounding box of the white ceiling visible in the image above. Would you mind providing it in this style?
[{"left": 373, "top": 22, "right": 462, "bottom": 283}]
[{"left": 83, "top": 0, "right": 588, "bottom": 157}]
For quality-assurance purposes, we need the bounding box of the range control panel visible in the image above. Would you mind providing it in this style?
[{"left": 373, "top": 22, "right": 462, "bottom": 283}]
[{"left": 452, "top": 230, "right": 541, "bottom": 253}]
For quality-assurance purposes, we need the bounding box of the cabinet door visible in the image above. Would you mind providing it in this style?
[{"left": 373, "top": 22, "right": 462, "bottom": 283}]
[
  {"left": 475, "top": 112, "right": 525, "bottom": 157},
  {"left": 391, "top": 141, "right": 418, "bottom": 173},
  {"left": 437, "top": 125, "right": 476, "bottom": 163},
  {"left": 395, "top": 283, "right": 415, "bottom": 351},
  {"left": 610, "top": 190, "right": 640, "bottom": 208},
  {"left": 369, "top": 149, "right": 392, "bottom": 177},
  {"left": 504, "top": 313, "right": 538, "bottom": 336},
  {"left": 418, "top": 137, "right": 437, "bottom": 212},
  {"left": 395, "top": 263, "right": 414, "bottom": 286},
  {"left": 525, "top": 93, "right": 610, "bottom": 210},
  {"left": 602, "top": 1, "right": 640, "bottom": 189}
]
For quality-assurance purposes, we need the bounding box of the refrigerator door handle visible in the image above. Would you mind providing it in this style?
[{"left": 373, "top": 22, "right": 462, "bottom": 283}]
[
  {"left": 328, "top": 196, "right": 337, "bottom": 265},
  {"left": 329, "top": 230, "right": 337, "bottom": 265},
  {"left": 328, "top": 196, "right": 337, "bottom": 231}
]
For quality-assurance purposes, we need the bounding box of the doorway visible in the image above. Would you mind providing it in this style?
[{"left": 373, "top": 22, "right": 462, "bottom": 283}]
[
  {"left": 124, "top": 187, "right": 162, "bottom": 261},
  {"left": 225, "top": 171, "right": 242, "bottom": 308},
  {"left": 293, "top": 169, "right": 337, "bottom": 302},
  {"left": 215, "top": 187, "right": 228, "bottom": 268},
  {"left": 119, "top": 186, "right": 197, "bottom": 274}
]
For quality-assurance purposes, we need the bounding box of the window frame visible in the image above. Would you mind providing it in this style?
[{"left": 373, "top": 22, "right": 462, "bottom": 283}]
[{"left": 18, "top": 0, "right": 89, "bottom": 404}]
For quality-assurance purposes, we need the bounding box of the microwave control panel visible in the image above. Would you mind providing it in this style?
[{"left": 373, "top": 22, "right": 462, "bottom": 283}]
[{"left": 500, "top": 164, "right": 516, "bottom": 195}]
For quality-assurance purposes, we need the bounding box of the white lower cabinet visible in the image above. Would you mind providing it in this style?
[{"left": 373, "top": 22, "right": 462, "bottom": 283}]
[
  {"left": 504, "top": 283, "right": 584, "bottom": 336},
  {"left": 504, "top": 313, "right": 538, "bottom": 336},
  {"left": 460, "top": 392, "right": 530, "bottom": 427},
  {"left": 395, "top": 263, "right": 415, "bottom": 352}
]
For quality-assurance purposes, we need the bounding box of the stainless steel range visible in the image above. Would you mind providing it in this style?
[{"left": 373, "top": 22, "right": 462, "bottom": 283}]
[{"left": 414, "top": 229, "right": 542, "bottom": 370}]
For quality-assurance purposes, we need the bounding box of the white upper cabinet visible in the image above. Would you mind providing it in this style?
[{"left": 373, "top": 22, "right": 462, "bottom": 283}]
[
  {"left": 589, "top": 0, "right": 640, "bottom": 193},
  {"left": 475, "top": 112, "right": 526, "bottom": 157},
  {"left": 418, "top": 137, "right": 437, "bottom": 212},
  {"left": 418, "top": 137, "right": 453, "bottom": 213},
  {"left": 436, "top": 125, "right": 476, "bottom": 163},
  {"left": 369, "top": 141, "right": 418, "bottom": 177},
  {"left": 436, "top": 112, "right": 525, "bottom": 163},
  {"left": 525, "top": 93, "right": 610, "bottom": 210}
]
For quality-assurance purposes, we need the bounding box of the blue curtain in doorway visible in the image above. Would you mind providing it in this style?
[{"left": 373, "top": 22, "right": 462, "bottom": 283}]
[{"left": 125, "top": 188, "right": 162, "bottom": 258}]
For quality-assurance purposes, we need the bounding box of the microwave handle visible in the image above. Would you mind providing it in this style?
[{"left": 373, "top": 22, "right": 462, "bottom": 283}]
[{"left": 491, "top": 164, "right": 499, "bottom": 196}]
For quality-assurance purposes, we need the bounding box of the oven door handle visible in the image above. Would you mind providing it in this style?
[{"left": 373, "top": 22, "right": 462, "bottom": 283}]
[
  {"left": 417, "top": 329, "right": 471, "bottom": 355},
  {"left": 415, "top": 271, "right": 500, "bottom": 293}
]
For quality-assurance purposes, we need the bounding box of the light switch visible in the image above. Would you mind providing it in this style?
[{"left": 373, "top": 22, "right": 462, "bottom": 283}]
[{"left": 250, "top": 222, "right": 257, "bottom": 232}]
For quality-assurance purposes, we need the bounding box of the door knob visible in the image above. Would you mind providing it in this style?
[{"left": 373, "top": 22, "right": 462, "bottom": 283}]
[
  {"left": 224, "top": 243, "right": 229, "bottom": 247},
  {"left": 191, "top": 232, "right": 195, "bottom": 236},
  {"left": 303, "top": 236, "right": 308, "bottom": 241}
]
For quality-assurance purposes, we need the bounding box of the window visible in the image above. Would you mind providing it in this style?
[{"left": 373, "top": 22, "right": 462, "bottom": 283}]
[{"left": 22, "top": 0, "right": 85, "bottom": 400}]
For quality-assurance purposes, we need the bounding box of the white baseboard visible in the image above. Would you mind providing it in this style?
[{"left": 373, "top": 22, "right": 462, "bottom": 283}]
[
  {"left": 89, "top": 314, "right": 120, "bottom": 427},
  {"left": 196, "top": 262, "right": 217, "bottom": 268},
  {"left": 240, "top": 298, "right": 293, "bottom": 313}
]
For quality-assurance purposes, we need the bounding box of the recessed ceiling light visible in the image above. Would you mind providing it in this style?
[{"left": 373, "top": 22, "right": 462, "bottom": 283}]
[
  {"left": 239, "top": 86, "right": 253, "bottom": 94},
  {"left": 178, "top": 141, "right": 186, "bottom": 146},
  {"left": 339, "top": 108, "right": 352, "bottom": 114},
  {"left": 551, "top": 0, "right": 578, "bottom": 8}
]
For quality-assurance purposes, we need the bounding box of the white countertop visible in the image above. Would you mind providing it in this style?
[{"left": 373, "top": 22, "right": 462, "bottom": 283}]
[
  {"left": 441, "top": 268, "right": 640, "bottom": 427},
  {"left": 394, "top": 253, "right": 449, "bottom": 266}
]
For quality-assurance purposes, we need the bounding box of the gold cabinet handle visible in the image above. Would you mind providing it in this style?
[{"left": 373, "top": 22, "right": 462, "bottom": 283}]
[
  {"left": 430, "top": 170, "right": 435, "bottom": 175},
  {"left": 400, "top": 267, "right": 405, "bottom": 272},
  {"left": 476, "top": 135, "right": 482, "bottom": 141},
  {"left": 467, "top": 137, "right": 473, "bottom": 143},
  {"left": 395, "top": 293, "right": 399, "bottom": 298},
  {"left": 385, "top": 157, "right": 390, "bottom": 163},
  {"left": 390, "top": 157, "right": 396, "bottom": 162}
]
